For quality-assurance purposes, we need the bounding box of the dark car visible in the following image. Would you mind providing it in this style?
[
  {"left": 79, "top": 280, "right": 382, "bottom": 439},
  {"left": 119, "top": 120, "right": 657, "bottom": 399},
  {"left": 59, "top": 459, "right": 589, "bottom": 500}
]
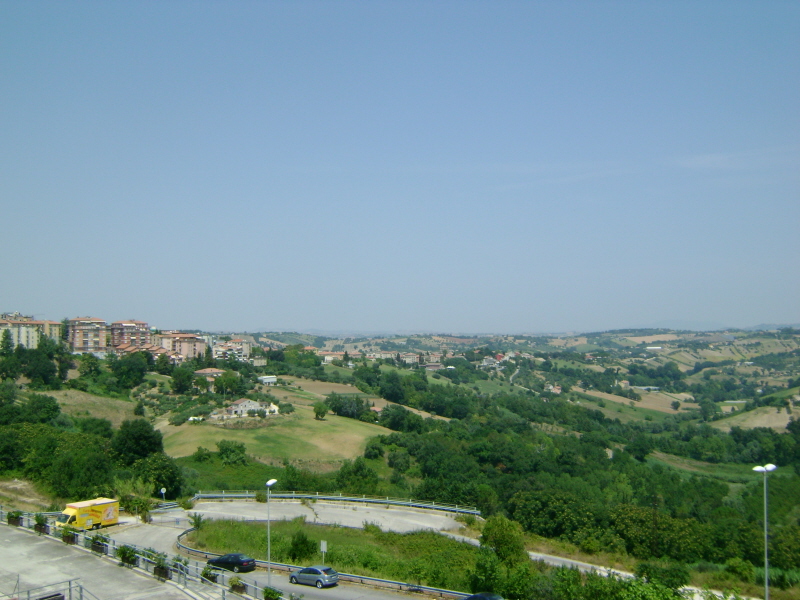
[
  {"left": 206, "top": 553, "right": 256, "bottom": 573},
  {"left": 464, "top": 594, "right": 504, "bottom": 600},
  {"left": 289, "top": 565, "right": 339, "bottom": 588}
]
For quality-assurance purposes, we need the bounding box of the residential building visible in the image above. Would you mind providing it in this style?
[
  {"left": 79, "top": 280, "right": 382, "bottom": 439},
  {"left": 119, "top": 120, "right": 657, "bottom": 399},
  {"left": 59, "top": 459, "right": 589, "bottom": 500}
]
[
  {"left": 153, "top": 331, "right": 207, "bottom": 361},
  {"left": 195, "top": 367, "right": 226, "bottom": 381},
  {"left": 226, "top": 398, "right": 263, "bottom": 417},
  {"left": 68, "top": 317, "right": 110, "bottom": 353},
  {"left": 0, "top": 316, "right": 63, "bottom": 349},
  {"left": 0, "top": 320, "right": 40, "bottom": 349},
  {"left": 111, "top": 320, "right": 151, "bottom": 347}
]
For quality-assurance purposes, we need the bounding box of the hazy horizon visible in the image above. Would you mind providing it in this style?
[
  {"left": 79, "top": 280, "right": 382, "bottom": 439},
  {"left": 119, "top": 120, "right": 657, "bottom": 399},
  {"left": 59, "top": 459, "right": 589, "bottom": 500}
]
[{"left": 2, "top": 2, "right": 798, "bottom": 333}]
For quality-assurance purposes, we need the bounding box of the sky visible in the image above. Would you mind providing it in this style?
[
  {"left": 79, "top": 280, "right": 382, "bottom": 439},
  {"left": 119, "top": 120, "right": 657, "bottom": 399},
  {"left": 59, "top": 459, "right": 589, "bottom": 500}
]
[{"left": 1, "top": 1, "right": 798, "bottom": 335}]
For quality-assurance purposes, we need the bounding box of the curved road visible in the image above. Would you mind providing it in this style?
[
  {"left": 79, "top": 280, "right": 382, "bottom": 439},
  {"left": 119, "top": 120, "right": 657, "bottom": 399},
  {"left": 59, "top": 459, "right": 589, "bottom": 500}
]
[{"left": 107, "top": 499, "right": 631, "bottom": 600}]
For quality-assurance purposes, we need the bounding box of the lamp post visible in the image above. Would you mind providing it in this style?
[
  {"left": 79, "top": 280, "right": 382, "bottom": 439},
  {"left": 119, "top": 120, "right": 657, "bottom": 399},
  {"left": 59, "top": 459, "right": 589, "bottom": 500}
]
[
  {"left": 266, "top": 479, "right": 277, "bottom": 588},
  {"left": 753, "top": 464, "right": 777, "bottom": 600}
]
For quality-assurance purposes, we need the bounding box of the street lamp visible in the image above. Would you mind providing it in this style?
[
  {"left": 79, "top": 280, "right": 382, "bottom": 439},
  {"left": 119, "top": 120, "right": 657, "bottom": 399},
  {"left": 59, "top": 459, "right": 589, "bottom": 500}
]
[
  {"left": 266, "top": 479, "right": 277, "bottom": 588},
  {"left": 753, "top": 464, "right": 777, "bottom": 600}
]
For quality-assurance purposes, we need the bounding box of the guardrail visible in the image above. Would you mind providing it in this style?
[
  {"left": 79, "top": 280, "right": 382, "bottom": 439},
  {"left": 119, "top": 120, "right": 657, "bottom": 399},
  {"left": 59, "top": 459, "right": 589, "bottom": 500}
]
[
  {"left": 191, "top": 490, "right": 480, "bottom": 515},
  {"left": 175, "top": 528, "right": 471, "bottom": 599}
]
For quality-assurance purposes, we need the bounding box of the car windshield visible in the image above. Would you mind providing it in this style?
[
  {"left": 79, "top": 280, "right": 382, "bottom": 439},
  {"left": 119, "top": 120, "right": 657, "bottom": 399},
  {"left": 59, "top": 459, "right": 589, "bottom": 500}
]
[{"left": 55, "top": 514, "right": 69, "bottom": 523}]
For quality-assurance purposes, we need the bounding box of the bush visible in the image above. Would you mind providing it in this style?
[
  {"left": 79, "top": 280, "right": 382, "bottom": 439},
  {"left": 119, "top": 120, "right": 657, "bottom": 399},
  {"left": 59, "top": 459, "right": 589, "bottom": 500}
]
[
  {"left": 116, "top": 544, "right": 138, "bottom": 566},
  {"left": 255, "top": 491, "right": 267, "bottom": 503},
  {"left": 263, "top": 587, "right": 281, "bottom": 600},
  {"left": 364, "top": 439, "right": 384, "bottom": 459},
  {"left": 724, "top": 557, "right": 754, "bottom": 582},
  {"left": 288, "top": 529, "right": 317, "bottom": 561},
  {"left": 635, "top": 561, "right": 690, "bottom": 590}
]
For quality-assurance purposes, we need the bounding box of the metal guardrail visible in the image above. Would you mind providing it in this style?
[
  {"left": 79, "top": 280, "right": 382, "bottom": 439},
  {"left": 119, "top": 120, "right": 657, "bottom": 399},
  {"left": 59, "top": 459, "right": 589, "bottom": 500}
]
[{"left": 191, "top": 490, "right": 480, "bottom": 515}]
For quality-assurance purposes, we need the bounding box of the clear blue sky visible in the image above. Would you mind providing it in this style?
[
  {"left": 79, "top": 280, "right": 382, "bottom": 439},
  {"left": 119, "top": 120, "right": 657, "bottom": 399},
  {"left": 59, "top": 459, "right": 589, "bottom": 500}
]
[{"left": 2, "top": 1, "right": 798, "bottom": 334}]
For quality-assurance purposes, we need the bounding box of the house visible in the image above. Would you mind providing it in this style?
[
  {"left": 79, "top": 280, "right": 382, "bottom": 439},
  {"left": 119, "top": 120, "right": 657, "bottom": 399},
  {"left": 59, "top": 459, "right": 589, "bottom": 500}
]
[
  {"left": 257, "top": 375, "right": 277, "bottom": 385},
  {"left": 226, "top": 398, "right": 263, "bottom": 416},
  {"left": 424, "top": 363, "right": 444, "bottom": 371},
  {"left": 195, "top": 368, "right": 226, "bottom": 381},
  {"left": 400, "top": 353, "right": 420, "bottom": 365}
]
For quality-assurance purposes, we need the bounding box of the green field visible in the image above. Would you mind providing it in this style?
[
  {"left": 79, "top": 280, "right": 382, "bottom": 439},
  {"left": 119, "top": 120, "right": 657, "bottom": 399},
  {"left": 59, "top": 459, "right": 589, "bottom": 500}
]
[
  {"left": 188, "top": 518, "right": 478, "bottom": 591},
  {"left": 162, "top": 403, "right": 388, "bottom": 463},
  {"left": 648, "top": 451, "right": 764, "bottom": 484}
]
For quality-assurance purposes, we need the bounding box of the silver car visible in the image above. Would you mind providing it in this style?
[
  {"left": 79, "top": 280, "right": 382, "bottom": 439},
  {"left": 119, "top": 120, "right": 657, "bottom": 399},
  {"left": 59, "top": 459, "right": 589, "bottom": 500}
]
[{"left": 289, "top": 565, "right": 339, "bottom": 588}]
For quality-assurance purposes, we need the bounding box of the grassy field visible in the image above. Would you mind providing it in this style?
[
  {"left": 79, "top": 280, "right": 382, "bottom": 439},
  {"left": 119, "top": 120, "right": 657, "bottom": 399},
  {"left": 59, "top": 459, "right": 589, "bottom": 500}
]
[
  {"left": 648, "top": 451, "right": 764, "bottom": 484},
  {"left": 710, "top": 405, "right": 795, "bottom": 432},
  {"left": 161, "top": 403, "right": 388, "bottom": 464},
  {"left": 575, "top": 393, "right": 673, "bottom": 423},
  {"left": 45, "top": 389, "right": 137, "bottom": 426},
  {"left": 188, "top": 518, "right": 478, "bottom": 591}
]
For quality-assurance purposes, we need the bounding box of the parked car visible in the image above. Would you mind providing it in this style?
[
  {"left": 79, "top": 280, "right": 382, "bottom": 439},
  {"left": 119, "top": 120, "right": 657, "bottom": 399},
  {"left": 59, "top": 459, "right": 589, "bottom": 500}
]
[
  {"left": 206, "top": 553, "right": 256, "bottom": 573},
  {"left": 289, "top": 565, "right": 340, "bottom": 588},
  {"left": 464, "top": 594, "right": 504, "bottom": 600}
]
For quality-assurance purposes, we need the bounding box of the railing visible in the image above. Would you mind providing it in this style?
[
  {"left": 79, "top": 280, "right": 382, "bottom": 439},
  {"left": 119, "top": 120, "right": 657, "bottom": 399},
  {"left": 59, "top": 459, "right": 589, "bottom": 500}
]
[
  {"left": 191, "top": 490, "right": 480, "bottom": 515},
  {"left": 0, "top": 578, "right": 101, "bottom": 600}
]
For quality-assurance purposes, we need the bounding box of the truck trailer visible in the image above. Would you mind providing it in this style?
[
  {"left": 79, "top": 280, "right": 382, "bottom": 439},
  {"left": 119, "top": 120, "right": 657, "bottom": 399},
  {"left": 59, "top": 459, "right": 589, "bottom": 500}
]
[{"left": 55, "top": 498, "right": 119, "bottom": 530}]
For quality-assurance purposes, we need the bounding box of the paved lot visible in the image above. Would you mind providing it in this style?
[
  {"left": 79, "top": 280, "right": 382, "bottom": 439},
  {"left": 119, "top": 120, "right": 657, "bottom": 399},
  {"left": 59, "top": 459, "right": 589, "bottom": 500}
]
[
  {"left": 190, "top": 499, "right": 461, "bottom": 532},
  {"left": 0, "top": 524, "right": 194, "bottom": 599}
]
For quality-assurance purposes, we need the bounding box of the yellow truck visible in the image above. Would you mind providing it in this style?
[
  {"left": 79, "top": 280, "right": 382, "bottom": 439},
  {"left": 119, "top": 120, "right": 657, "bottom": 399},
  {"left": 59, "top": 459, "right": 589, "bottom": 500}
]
[{"left": 55, "top": 498, "right": 119, "bottom": 530}]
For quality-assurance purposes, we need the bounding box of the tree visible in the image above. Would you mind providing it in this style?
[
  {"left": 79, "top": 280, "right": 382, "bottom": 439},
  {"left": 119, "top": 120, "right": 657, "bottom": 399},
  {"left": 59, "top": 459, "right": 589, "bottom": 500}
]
[
  {"left": 78, "top": 353, "right": 101, "bottom": 378},
  {"left": 154, "top": 353, "right": 173, "bottom": 375},
  {"left": 214, "top": 370, "right": 240, "bottom": 396},
  {"left": 194, "top": 376, "right": 209, "bottom": 393},
  {"left": 17, "top": 393, "right": 61, "bottom": 424},
  {"left": 313, "top": 402, "right": 328, "bottom": 420},
  {"left": 111, "top": 353, "right": 148, "bottom": 389},
  {"left": 480, "top": 515, "right": 527, "bottom": 565},
  {"left": 24, "top": 350, "right": 58, "bottom": 387},
  {"left": 171, "top": 366, "right": 195, "bottom": 394},
  {"left": 0, "top": 330, "right": 12, "bottom": 358},
  {"left": 671, "top": 400, "right": 681, "bottom": 411},
  {"left": 0, "top": 380, "right": 20, "bottom": 425},
  {"left": 216, "top": 439, "right": 247, "bottom": 466},
  {"left": 133, "top": 452, "right": 184, "bottom": 499},
  {"left": 112, "top": 419, "right": 164, "bottom": 466}
]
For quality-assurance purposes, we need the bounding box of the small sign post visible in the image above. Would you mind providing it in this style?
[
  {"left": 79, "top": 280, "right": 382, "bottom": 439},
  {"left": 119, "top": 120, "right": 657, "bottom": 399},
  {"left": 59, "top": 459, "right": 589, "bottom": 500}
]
[
  {"left": 160, "top": 487, "right": 166, "bottom": 502},
  {"left": 320, "top": 540, "right": 327, "bottom": 564}
]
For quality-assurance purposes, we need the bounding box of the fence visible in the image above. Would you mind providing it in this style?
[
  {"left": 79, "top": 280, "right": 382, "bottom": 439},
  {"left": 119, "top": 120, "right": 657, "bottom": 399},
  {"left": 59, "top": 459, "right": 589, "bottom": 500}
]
[
  {"left": 0, "top": 507, "right": 471, "bottom": 600},
  {"left": 190, "top": 490, "right": 480, "bottom": 515}
]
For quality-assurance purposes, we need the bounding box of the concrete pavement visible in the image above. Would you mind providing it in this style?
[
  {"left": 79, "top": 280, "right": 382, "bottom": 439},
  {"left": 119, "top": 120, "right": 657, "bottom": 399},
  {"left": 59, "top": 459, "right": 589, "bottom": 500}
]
[{"left": 0, "top": 524, "right": 195, "bottom": 599}]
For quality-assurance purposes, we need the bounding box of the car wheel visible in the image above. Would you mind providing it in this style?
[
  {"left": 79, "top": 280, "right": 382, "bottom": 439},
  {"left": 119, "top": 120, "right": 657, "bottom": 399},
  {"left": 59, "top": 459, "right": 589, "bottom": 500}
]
[
  {"left": 290, "top": 576, "right": 297, "bottom": 584},
  {"left": 316, "top": 580, "right": 323, "bottom": 588},
  {"left": 233, "top": 566, "right": 240, "bottom": 573}
]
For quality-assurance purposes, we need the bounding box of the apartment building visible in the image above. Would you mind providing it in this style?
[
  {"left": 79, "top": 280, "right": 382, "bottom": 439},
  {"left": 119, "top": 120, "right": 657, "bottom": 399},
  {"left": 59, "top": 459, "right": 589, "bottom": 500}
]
[
  {"left": 110, "top": 320, "right": 151, "bottom": 347},
  {"left": 0, "top": 317, "right": 63, "bottom": 350},
  {"left": 153, "top": 331, "right": 207, "bottom": 360},
  {"left": 68, "top": 317, "right": 110, "bottom": 353}
]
